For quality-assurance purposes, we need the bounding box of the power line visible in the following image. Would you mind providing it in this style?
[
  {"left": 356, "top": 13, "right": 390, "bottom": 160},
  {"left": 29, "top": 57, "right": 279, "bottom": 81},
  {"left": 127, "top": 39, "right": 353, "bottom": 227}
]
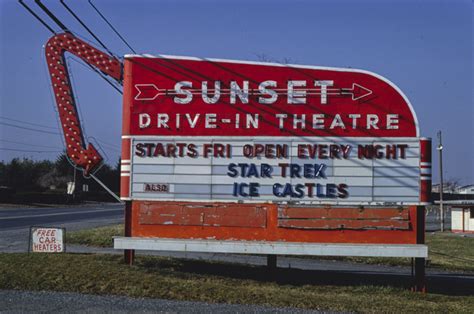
[
  {"left": 0, "top": 118, "right": 119, "bottom": 151},
  {"left": 60, "top": 0, "right": 116, "bottom": 58},
  {"left": 0, "top": 147, "right": 61, "bottom": 153},
  {"left": 100, "top": 145, "right": 120, "bottom": 153},
  {"left": 67, "top": 57, "right": 123, "bottom": 94},
  {"left": 24, "top": 0, "right": 123, "bottom": 94},
  {"left": 96, "top": 143, "right": 120, "bottom": 153},
  {"left": 0, "top": 121, "right": 60, "bottom": 135},
  {"left": 88, "top": 0, "right": 137, "bottom": 54},
  {"left": 0, "top": 139, "right": 61, "bottom": 149},
  {"left": 18, "top": 0, "right": 56, "bottom": 34},
  {"left": 89, "top": 137, "right": 120, "bottom": 153},
  {"left": 34, "top": 0, "right": 70, "bottom": 33},
  {"left": 0, "top": 122, "right": 119, "bottom": 153},
  {"left": 94, "top": 138, "right": 120, "bottom": 149},
  {"left": 0, "top": 116, "right": 58, "bottom": 130}
]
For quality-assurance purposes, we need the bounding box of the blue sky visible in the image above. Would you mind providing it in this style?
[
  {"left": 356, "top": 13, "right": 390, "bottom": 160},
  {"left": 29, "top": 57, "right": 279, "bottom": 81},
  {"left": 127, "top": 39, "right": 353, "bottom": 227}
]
[{"left": 0, "top": 0, "right": 472, "bottom": 184}]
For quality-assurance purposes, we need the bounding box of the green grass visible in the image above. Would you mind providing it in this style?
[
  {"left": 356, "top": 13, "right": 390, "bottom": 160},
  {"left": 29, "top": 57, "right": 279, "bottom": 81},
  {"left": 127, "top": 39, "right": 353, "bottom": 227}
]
[
  {"left": 66, "top": 224, "right": 123, "bottom": 247},
  {"left": 425, "top": 233, "right": 474, "bottom": 271},
  {"left": 327, "top": 233, "right": 474, "bottom": 272},
  {"left": 0, "top": 253, "right": 472, "bottom": 313},
  {"left": 67, "top": 224, "right": 474, "bottom": 272}
]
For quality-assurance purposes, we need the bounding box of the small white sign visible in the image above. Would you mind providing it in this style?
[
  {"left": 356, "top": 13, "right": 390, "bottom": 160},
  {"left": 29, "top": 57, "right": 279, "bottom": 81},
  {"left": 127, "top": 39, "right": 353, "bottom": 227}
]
[
  {"left": 144, "top": 183, "right": 170, "bottom": 193},
  {"left": 30, "top": 227, "right": 65, "bottom": 253},
  {"left": 67, "top": 182, "right": 75, "bottom": 195}
]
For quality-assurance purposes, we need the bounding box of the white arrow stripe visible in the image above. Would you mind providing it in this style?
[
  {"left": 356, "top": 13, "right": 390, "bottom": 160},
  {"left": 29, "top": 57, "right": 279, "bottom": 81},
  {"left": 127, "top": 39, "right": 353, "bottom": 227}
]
[
  {"left": 135, "top": 84, "right": 160, "bottom": 101},
  {"left": 134, "top": 83, "right": 373, "bottom": 102}
]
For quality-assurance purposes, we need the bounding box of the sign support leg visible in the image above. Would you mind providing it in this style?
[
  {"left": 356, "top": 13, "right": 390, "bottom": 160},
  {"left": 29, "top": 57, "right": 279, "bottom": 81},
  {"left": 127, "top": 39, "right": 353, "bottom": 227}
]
[
  {"left": 414, "top": 258, "right": 426, "bottom": 292},
  {"left": 413, "top": 206, "right": 426, "bottom": 292},
  {"left": 124, "top": 201, "right": 135, "bottom": 265},
  {"left": 267, "top": 255, "right": 277, "bottom": 269}
]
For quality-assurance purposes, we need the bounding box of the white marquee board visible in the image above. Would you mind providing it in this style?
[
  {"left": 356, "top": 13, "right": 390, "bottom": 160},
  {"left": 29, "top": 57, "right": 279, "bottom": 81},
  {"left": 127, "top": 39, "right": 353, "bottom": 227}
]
[{"left": 126, "top": 136, "right": 421, "bottom": 205}]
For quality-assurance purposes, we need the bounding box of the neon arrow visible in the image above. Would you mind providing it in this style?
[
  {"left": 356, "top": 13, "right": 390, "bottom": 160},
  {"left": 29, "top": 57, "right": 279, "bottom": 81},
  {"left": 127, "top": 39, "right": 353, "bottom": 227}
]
[
  {"left": 135, "top": 84, "right": 161, "bottom": 101},
  {"left": 341, "top": 83, "right": 373, "bottom": 101},
  {"left": 45, "top": 33, "right": 122, "bottom": 175},
  {"left": 134, "top": 83, "right": 373, "bottom": 102}
]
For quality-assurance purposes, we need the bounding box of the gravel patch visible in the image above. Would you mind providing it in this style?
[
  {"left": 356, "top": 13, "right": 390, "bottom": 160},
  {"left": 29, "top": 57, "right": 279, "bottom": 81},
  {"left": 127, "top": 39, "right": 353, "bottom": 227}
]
[{"left": 0, "top": 290, "right": 325, "bottom": 313}]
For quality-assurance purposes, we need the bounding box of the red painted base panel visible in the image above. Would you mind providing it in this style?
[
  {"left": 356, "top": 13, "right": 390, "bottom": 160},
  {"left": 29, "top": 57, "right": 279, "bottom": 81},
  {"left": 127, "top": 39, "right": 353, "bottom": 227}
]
[{"left": 130, "top": 201, "right": 422, "bottom": 244}]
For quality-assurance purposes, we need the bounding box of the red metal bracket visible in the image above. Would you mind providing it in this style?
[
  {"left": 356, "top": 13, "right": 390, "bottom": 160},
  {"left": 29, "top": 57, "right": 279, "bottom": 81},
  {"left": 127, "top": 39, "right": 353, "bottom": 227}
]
[{"left": 45, "top": 32, "right": 122, "bottom": 175}]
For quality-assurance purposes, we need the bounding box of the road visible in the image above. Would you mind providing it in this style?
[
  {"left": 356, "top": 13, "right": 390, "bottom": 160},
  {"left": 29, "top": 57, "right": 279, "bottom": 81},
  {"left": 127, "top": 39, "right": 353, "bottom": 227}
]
[
  {"left": 0, "top": 203, "right": 123, "bottom": 252},
  {"left": 0, "top": 290, "right": 316, "bottom": 313}
]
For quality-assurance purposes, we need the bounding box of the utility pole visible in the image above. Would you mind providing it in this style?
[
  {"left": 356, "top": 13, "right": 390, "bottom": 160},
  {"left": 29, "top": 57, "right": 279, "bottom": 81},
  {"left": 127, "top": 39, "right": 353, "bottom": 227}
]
[
  {"left": 437, "top": 131, "right": 444, "bottom": 232},
  {"left": 73, "top": 167, "right": 76, "bottom": 203}
]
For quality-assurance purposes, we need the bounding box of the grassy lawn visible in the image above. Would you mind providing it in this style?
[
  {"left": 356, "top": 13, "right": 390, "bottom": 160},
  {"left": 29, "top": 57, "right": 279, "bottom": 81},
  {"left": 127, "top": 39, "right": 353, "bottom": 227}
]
[
  {"left": 340, "top": 233, "right": 474, "bottom": 272},
  {"left": 424, "top": 233, "right": 474, "bottom": 272},
  {"left": 67, "top": 224, "right": 123, "bottom": 248},
  {"left": 67, "top": 224, "right": 474, "bottom": 272},
  {"left": 0, "top": 253, "right": 472, "bottom": 313}
]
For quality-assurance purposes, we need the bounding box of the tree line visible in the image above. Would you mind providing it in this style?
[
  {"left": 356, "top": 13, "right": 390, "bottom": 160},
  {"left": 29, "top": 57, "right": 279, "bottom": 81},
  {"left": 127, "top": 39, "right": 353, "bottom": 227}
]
[{"left": 0, "top": 153, "right": 120, "bottom": 196}]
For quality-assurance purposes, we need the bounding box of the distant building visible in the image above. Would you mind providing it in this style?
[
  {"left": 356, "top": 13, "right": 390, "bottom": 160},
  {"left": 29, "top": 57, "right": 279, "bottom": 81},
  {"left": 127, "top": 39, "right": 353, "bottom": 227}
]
[
  {"left": 445, "top": 200, "right": 474, "bottom": 233},
  {"left": 431, "top": 184, "right": 455, "bottom": 193},
  {"left": 432, "top": 183, "right": 474, "bottom": 194},
  {"left": 457, "top": 185, "right": 474, "bottom": 195}
]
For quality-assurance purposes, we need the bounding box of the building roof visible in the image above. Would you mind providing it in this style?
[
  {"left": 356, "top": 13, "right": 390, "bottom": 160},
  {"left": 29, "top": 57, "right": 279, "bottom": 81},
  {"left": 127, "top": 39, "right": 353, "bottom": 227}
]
[{"left": 434, "top": 200, "right": 474, "bottom": 206}]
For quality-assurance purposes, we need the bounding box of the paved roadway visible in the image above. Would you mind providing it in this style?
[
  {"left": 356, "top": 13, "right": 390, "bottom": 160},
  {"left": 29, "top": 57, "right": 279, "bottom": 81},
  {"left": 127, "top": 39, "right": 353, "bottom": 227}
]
[
  {"left": 0, "top": 203, "right": 123, "bottom": 252},
  {"left": 0, "top": 290, "right": 317, "bottom": 314}
]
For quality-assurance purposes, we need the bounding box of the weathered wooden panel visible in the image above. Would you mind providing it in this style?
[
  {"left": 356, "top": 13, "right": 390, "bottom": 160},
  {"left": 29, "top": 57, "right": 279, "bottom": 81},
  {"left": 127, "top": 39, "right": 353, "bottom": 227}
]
[
  {"left": 278, "top": 219, "right": 410, "bottom": 230},
  {"left": 139, "top": 203, "right": 202, "bottom": 225},
  {"left": 278, "top": 207, "right": 409, "bottom": 220},
  {"left": 139, "top": 203, "right": 267, "bottom": 228}
]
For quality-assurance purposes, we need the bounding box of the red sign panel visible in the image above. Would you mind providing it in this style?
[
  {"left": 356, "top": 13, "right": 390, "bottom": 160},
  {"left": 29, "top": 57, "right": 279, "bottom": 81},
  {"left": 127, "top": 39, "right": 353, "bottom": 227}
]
[
  {"left": 120, "top": 56, "right": 425, "bottom": 206},
  {"left": 124, "top": 56, "right": 418, "bottom": 138}
]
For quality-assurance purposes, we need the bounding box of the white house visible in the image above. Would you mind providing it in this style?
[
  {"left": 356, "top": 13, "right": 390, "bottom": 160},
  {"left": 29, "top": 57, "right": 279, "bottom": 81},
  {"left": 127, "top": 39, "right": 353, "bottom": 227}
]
[
  {"left": 446, "top": 200, "right": 474, "bottom": 233},
  {"left": 432, "top": 183, "right": 458, "bottom": 193},
  {"left": 456, "top": 184, "right": 474, "bottom": 195}
]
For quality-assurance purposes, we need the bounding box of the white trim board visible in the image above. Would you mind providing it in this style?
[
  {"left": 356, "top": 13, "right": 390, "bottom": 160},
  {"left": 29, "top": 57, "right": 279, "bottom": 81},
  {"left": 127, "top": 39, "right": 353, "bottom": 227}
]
[{"left": 114, "top": 237, "right": 428, "bottom": 258}]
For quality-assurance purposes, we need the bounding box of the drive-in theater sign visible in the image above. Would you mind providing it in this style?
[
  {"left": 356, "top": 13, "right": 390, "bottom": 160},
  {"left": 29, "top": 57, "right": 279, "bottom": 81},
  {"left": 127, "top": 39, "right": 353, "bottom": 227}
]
[
  {"left": 43, "top": 33, "right": 431, "bottom": 291},
  {"left": 123, "top": 57, "right": 426, "bottom": 204}
]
